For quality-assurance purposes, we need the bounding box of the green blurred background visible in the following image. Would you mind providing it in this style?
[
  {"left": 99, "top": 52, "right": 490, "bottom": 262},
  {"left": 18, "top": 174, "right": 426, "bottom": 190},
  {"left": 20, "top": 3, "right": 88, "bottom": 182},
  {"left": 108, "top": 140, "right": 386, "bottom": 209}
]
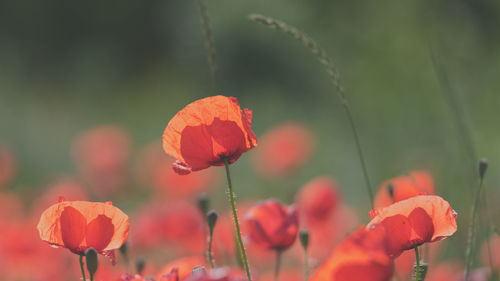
[{"left": 1, "top": 0, "right": 499, "bottom": 260}]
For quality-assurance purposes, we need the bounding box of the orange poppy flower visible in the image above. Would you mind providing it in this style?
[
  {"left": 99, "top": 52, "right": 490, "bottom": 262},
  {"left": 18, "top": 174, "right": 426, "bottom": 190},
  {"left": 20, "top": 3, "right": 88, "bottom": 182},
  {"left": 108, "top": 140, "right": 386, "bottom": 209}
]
[
  {"left": 309, "top": 225, "right": 394, "bottom": 281},
  {"left": 162, "top": 95, "right": 257, "bottom": 175},
  {"left": 244, "top": 199, "right": 299, "bottom": 251},
  {"left": 368, "top": 195, "right": 457, "bottom": 257},
  {"left": 37, "top": 200, "right": 129, "bottom": 257},
  {"left": 251, "top": 122, "right": 314, "bottom": 179},
  {"left": 374, "top": 171, "right": 434, "bottom": 208}
]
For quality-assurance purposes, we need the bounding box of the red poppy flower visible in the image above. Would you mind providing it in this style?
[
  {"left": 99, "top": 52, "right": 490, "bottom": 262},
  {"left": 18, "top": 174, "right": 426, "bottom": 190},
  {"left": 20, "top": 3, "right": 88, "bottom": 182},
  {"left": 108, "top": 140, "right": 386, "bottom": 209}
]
[
  {"left": 368, "top": 195, "right": 457, "bottom": 257},
  {"left": 309, "top": 225, "right": 394, "bottom": 281},
  {"left": 296, "top": 176, "right": 340, "bottom": 225},
  {"left": 251, "top": 122, "right": 314, "bottom": 178},
  {"left": 374, "top": 171, "right": 434, "bottom": 208},
  {"left": 131, "top": 202, "right": 205, "bottom": 254},
  {"left": 184, "top": 267, "right": 246, "bottom": 281},
  {"left": 162, "top": 95, "right": 257, "bottom": 175},
  {"left": 481, "top": 236, "right": 500, "bottom": 270},
  {"left": 0, "top": 144, "right": 16, "bottom": 187},
  {"left": 136, "top": 141, "right": 219, "bottom": 197},
  {"left": 244, "top": 199, "right": 299, "bottom": 251},
  {"left": 72, "top": 125, "right": 131, "bottom": 197},
  {"left": 37, "top": 200, "right": 129, "bottom": 257},
  {"left": 156, "top": 256, "right": 205, "bottom": 281}
]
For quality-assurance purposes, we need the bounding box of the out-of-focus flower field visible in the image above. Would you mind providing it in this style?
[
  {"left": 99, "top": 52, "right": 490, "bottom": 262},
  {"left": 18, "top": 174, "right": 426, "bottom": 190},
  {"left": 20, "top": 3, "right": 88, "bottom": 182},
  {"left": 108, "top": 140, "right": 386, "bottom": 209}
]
[{"left": 1, "top": 1, "right": 500, "bottom": 281}]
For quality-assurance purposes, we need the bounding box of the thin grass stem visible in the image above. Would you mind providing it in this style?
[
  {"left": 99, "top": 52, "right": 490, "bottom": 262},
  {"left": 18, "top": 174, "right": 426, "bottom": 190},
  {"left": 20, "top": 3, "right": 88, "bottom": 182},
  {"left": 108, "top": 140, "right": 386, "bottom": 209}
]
[
  {"left": 249, "top": 14, "right": 374, "bottom": 207},
  {"left": 197, "top": 0, "right": 217, "bottom": 89}
]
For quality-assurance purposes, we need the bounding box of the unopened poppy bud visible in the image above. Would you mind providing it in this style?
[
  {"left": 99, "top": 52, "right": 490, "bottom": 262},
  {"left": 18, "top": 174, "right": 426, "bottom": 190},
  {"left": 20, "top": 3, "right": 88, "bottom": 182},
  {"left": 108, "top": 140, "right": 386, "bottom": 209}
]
[
  {"left": 299, "top": 229, "right": 309, "bottom": 250},
  {"left": 85, "top": 248, "right": 98, "bottom": 277},
  {"left": 198, "top": 193, "right": 210, "bottom": 216},
  {"left": 413, "top": 262, "right": 428, "bottom": 281},
  {"left": 479, "top": 158, "right": 488, "bottom": 180},
  {"left": 136, "top": 256, "right": 146, "bottom": 275},
  {"left": 119, "top": 240, "right": 129, "bottom": 259},
  {"left": 386, "top": 183, "right": 394, "bottom": 200},
  {"left": 206, "top": 210, "right": 218, "bottom": 233}
]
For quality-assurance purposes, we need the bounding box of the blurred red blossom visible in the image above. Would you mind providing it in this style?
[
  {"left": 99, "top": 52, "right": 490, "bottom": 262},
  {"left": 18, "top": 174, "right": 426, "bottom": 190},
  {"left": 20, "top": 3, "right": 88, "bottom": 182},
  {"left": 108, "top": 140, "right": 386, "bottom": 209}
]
[
  {"left": 368, "top": 195, "right": 457, "bottom": 257},
  {"left": 131, "top": 202, "right": 205, "bottom": 255},
  {"left": 374, "top": 170, "right": 434, "bottom": 209},
  {"left": 251, "top": 123, "right": 315, "bottom": 179},
  {"left": 184, "top": 267, "right": 247, "bottom": 281},
  {"left": 156, "top": 256, "right": 205, "bottom": 281},
  {"left": 309, "top": 225, "right": 394, "bottom": 281},
  {"left": 32, "top": 177, "right": 89, "bottom": 215},
  {"left": 244, "top": 199, "right": 299, "bottom": 251},
  {"left": 136, "top": 140, "right": 219, "bottom": 198},
  {"left": 481, "top": 235, "right": 500, "bottom": 271},
  {"left": 0, "top": 143, "right": 16, "bottom": 187},
  {"left": 296, "top": 176, "right": 340, "bottom": 225},
  {"left": 162, "top": 95, "right": 257, "bottom": 175},
  {"left": 37, "top": 200, "right": 129, "bottom": 258},
  {"left": 72, "top": 125, "right": 131, "bottom": 198}
]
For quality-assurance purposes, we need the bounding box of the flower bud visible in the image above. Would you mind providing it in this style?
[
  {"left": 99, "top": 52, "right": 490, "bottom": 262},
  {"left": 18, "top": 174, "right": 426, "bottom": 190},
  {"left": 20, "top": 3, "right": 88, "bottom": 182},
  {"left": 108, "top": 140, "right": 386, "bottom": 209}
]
[
  {"left": 479, "top": 158, "right": 488, "bottom": 180},
  {"left": 85, "top": 248, "right": 98, "bottom": 277},
  {"left": 299, "top": 229, "right": 309, "bottom": 250},
  {"left": 206, "top": 210, "right": 218, "bottom": 233}
]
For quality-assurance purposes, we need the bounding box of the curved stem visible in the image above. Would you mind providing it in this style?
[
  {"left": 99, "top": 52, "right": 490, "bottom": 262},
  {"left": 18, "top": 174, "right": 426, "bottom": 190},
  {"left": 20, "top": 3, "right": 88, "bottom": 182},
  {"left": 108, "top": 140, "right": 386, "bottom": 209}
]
[
  {"left": 249, "top": 14, "right": 374, "bottom": 207},
  {"left": 224, "top": 159, "right": 252, "bottom": 281},
  {"left": 274, "top": 250, "right": 282, "bottom": 281},
  {"left": 197, "top": 0, "right": 217, "bottom": 90},
  {"left": 79, "top": 255, "right": 87, "bottom": 281}
]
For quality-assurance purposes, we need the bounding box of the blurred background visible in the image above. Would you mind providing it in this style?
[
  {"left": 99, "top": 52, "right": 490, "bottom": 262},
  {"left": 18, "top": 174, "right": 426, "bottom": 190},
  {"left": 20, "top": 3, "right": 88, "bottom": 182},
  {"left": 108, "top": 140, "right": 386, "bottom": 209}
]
[{"left": 0, "top": 0, "right": 500, "bottom": 279}]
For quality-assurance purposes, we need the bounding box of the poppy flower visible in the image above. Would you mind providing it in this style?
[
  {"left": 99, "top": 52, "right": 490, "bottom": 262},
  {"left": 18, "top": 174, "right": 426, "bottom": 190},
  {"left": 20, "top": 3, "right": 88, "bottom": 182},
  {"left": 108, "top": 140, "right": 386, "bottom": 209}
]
[
  {"left": 296, "top": 176, "right": 340, "bottom": 225},
  {"left": 368, "top": 195, "right": 457, "bottom": 257},
  {"left": 37, "top": 200, "right": 129, "bottom": 258},
  {"left": 304, "top": 203, "right": 359, "bottom": 260},
  {"left": 374, "top": 171, "right": 434, "bottom": 208},
  {"left": 72, "top": 125, "right": 131, "bottom": 197},
  {"left": 32, "top": 178, "right": 90, "bottom": 215},
  {"left": 0, "top": 144, "right": 16, "bottom": 187},
  {"left": 131, "top": 202, "right": 204, "bottom": 254},
  {"left": 184, "top": 267, "right": 247, "bottom": 281},
  {"left": 481, "top": 235, "right": 500, "bottom": 270},
  {"left": 156, "top": 256, "right": 205, "bottom": 281},
  {"left": 162, "top": 95, "right": 257, "bottom": 175},
  {"left": 244, "top": 199, "right": 299, "bottom": 251},
  {"left": 135, "top": 141, "right": 219, "bottom": 197},
  {"left": 251, "top": 123, "right": 314, "bottom": 179},
  {"left": 309, "top": 225, "right": 394, "bottom": 281}
]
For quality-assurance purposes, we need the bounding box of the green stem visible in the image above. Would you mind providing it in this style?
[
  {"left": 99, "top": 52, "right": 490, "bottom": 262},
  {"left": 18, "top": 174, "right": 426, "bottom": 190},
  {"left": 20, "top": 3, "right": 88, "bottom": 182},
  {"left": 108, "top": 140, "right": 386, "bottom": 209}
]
[
  {"left": 208, "top": 227, "right": 215, "bottom": 268},
  {"left": 79, "top": 255, "right": 87, "bottom": 281},
  {"left": 274, "top": 250, "right": 282, "bottom": 281},
  {"left": 249, "top": 14, "right": 374, "bottom": 207},
  {"left": 303, "top": 248, "right": 309, "bottom": 281},
  {"left": 414, "top": 247, "right": 421, "bottom": 281},
  {"left": 464, "top": 176, "right": 485, "bottom": 280},
  {"left": 224, "top": 159, "right": 252, "bottom": 281}
]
